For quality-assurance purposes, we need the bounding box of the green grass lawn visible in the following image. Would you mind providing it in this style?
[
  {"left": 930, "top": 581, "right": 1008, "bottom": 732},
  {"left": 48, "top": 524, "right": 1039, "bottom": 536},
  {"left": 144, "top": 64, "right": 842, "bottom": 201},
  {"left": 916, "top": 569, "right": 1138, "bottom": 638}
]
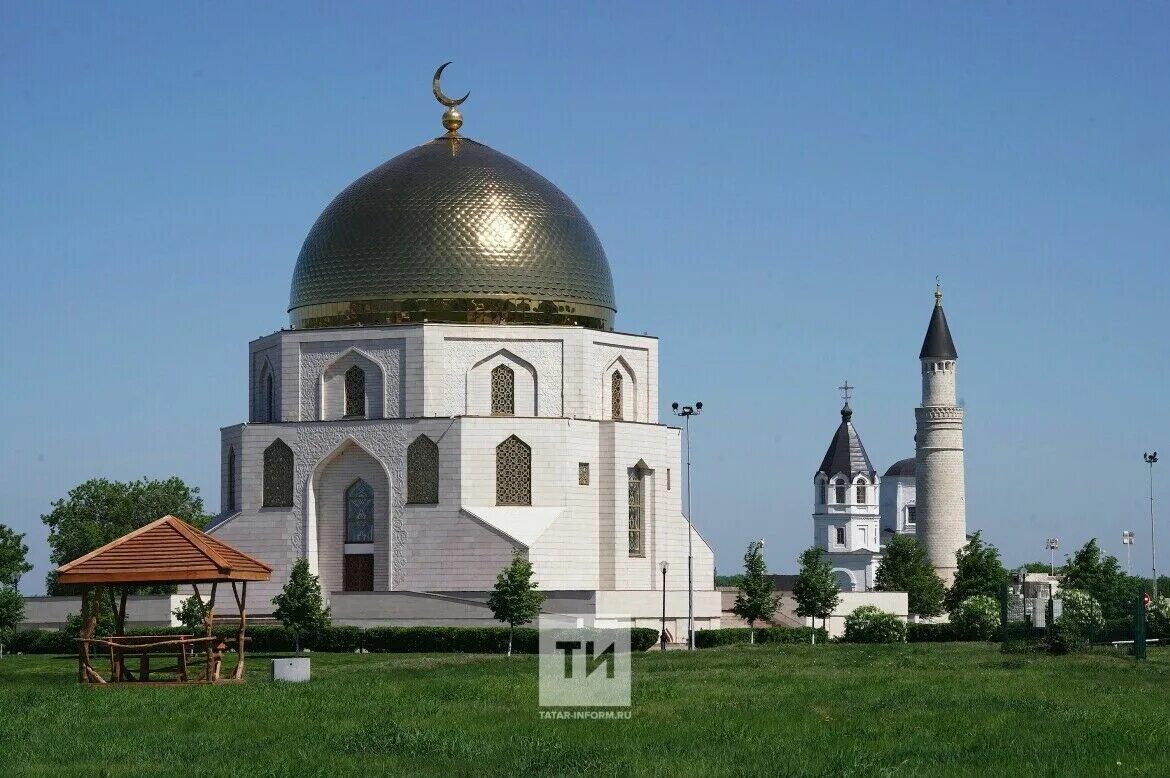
[{"left": 1, "top": 644, "right": 1168, "bottom": 776}]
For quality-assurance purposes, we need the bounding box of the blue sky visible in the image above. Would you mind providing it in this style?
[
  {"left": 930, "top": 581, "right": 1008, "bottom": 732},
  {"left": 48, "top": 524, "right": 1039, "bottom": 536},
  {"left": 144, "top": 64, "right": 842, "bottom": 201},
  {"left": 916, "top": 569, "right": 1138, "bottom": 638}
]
[{"left": 2, "top": 3, "right": 1167, "bottom": 592}]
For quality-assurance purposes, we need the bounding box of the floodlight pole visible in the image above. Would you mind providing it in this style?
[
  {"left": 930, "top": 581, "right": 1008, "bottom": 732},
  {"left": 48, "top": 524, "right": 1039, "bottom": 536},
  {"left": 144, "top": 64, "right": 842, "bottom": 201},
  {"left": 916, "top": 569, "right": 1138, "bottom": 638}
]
[
  {"left": 673, "top": 401, "right": 702, "bottom": 651},
  {"left": 660, "top": 561, "right": 669, "bottom": 651},
  {"left": 1145, "top": 453, "right": 1158, "bottom": 601}
]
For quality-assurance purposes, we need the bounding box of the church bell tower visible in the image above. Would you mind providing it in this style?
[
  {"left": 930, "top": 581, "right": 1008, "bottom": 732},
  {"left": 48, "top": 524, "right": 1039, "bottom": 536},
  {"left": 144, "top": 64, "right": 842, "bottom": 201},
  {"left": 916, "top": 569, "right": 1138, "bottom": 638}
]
[{"left": 914, "top": 283, "right": 967, "bottom": 585}]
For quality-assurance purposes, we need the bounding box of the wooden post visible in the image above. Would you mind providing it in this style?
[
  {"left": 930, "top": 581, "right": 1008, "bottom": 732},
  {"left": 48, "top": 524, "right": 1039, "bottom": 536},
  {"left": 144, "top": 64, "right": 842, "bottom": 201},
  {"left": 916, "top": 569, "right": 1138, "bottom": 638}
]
[
  {"left": 205, "top": 582, "right": 218, "bottom": 682},
  {"left": 116, "top": 589, "right": 128, "bottom": 636},
  {"left": 232, "top": 581, "right": 247, "bottom": 680},
  {"left": 77, "top": 589, "right": 89, "bottom": 683}
]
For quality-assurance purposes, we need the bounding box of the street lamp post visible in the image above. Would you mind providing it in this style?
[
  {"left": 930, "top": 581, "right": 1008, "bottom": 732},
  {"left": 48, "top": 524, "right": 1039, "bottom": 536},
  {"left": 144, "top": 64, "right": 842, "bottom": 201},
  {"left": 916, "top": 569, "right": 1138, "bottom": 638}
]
[
  {"left": 660, "top": 561, "right": 669, "bottom": 651},
  {"left": 1123, "top": 530, "right": 1135, "bottom": 575},
  {"left": 1144, "top": 452, "right": 1158, "bottom": 601},
  {"left": 1045, "top": 538, "right": 1059, "bottom": 576},
  {"left": 672, "top": 400, "right": 702, "bottom": 651}
]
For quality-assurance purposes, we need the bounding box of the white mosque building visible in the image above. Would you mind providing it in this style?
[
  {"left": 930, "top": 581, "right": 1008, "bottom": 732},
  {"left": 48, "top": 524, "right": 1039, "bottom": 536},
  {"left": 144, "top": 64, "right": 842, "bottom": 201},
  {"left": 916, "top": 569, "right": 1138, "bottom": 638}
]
[
  {"left": 811, "top": 290, "right": 966, "bottom": 591},
  {"left": 206, "top": 72, "right": 719, "bottom": 634}
]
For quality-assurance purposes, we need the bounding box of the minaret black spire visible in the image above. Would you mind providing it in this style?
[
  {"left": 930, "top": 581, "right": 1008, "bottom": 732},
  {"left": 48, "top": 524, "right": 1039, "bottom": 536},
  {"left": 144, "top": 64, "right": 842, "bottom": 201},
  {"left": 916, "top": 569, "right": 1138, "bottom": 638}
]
[{"left": 919, "top": 285, "right": 957, "bottom": 359}]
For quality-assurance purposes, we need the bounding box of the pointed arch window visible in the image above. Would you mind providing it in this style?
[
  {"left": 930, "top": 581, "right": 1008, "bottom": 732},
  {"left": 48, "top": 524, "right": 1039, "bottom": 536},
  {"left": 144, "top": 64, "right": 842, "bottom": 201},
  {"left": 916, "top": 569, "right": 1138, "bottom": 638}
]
[
  {"left": 491, "top": 365, "right": 515, "bottom": 416},
  {"left": 834, "top": 478, "right": 846, "bottom": 504},
  {"left": 855, "top": 481, "right": 867, "bottom": 504},
  {"left": 263, "top": 439, "right": 294, "bottom": 507},
  {"left": 496, "top": 435, "right": 531, "bottom": 505},
  {"left": 628, "top": 464, "right": 647, "bottom": 557},
  {"left": 227, "top": 447, "right": 237, "bottom": 512},
  {"left": 344, "top": 365, "right": 366, "bottom": 418},
  {"left": 407, "top": 435, "right": 439, "bottom": 504},
  {"left": 611, "top": 371, "right": 624, "bottom": 420},
  {"left": 265, "top": 372, "right": 275, "bottom": 422},
  {"left": 345, "top": 479, "right": 375, "bottom": 543}
]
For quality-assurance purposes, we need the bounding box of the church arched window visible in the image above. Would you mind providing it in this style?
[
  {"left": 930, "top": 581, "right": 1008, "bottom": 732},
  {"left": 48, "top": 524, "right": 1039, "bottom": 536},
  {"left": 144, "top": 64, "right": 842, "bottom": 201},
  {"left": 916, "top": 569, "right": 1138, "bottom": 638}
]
[
  {"left": 491, "top": 365, "right": 515, "bottom": 416},
  {"left": 227, "top": 447, "right": 236, "bottom": 512},
  {"left": 345, "top": 479, "right": 375, "bottom": 543},
  {"left": 344, "top": 365, "right": 366, "bottom": 418},
  {"left": 834, "top": 478, "right": 846, "bottom": 504},
  {"left": 817, "top": 478, "right": 827, "bottom": 506},
  {"left": 628, "top": 464, "right": 647, "bottom": 557},
  {"left": 262, "top": 439, "right": 293, "bottom": 507},
  {"left": 407, "top": 435, "right": 439, "bottom": 504},
  {"left": 496, "top": 435, "right": 531, "bottom": 505},
  {"left": 855, "top": 481, "right": 867, "bottom": 504},
  {"left": 611, "top": 371, "right": 624, "bottom": 420}
]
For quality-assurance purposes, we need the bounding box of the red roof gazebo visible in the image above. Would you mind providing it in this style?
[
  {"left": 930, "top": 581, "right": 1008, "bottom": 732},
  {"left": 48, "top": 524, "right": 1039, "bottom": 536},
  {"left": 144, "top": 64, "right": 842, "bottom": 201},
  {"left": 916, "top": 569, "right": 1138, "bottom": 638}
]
[{"left": 55, "top": 515, "right": 271, "bottom": 684}]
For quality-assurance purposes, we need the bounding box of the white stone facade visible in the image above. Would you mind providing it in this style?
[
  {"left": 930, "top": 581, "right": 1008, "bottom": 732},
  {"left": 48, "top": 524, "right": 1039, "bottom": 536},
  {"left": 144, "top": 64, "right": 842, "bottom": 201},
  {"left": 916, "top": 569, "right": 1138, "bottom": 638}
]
[
  {"left": 813, "top": 477, "right": 882, "bottom": 592},
  {"left": 879, "top": 470, "right": 917, "bottom": 537},
  {"left": 208, "top": 322, "right": 717, "bottom": 624},
  {"left": 915, "top": 358, "right": 967, "bottom": 585}
]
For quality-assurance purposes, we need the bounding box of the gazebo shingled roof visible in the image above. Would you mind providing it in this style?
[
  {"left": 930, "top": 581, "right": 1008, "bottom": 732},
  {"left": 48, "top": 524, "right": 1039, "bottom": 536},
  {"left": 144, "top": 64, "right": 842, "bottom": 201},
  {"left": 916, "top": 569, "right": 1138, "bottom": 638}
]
[{"left": 55, "top": 515, "right": 272, "bottom": 586}]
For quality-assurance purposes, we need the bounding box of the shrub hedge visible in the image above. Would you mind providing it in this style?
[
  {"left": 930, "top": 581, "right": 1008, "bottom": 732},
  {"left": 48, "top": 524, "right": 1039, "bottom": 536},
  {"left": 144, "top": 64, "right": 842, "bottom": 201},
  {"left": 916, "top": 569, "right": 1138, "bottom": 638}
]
[
  {"left": 841, "top": 606, "right": 906, "bottom": 644},
  {"left": 694, "top": 626, "right": 825, "bottom": 648},
  {"left": 6, "top": 625, "right": 660, "bottom": 655},
  {"left": 906, "top": 622, "right": 960, "bottom": 642}
]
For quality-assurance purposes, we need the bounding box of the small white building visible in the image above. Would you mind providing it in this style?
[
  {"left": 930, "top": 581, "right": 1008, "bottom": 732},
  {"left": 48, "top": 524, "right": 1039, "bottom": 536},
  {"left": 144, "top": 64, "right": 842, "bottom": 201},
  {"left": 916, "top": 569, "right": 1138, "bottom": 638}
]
[
  {"left": 812, "top": 401, "right": 881, "bottom": 592},
  {"left": 205, "top": 83, "right": 719, "bottom": 634}
]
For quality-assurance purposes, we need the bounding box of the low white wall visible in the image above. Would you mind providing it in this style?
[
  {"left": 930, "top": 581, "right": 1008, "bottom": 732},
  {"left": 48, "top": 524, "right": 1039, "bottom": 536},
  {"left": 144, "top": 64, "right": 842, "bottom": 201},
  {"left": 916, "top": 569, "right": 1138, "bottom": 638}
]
[
  {"left": 19, "top": 595, "right": 203, "bottom": 630},
  {"left": 805, "top": 591, "right": 909, "bottom": 640}
]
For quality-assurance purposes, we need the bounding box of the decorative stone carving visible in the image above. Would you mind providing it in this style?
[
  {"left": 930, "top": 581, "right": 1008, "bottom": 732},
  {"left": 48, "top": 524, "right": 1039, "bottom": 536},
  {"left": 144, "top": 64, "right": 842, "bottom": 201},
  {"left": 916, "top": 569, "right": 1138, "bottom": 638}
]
[
  {"left": 298, "top": 339, "right": 405, "bottom": 421},
  {"left": 443, "top": 337, "right": 562, "bottom": 417}
]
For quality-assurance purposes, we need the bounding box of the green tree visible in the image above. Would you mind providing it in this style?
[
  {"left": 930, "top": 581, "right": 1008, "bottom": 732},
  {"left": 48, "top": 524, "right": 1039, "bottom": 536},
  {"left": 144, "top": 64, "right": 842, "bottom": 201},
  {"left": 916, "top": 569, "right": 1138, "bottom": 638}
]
[
  {"left": 1060, "top": 539, "right": 1129, "bottom": 620},
  {"left": 950, "top": 595, "right": 1002, "bottom": 640},
  {"left": 0, "top": 586, "right": 24, "bottom": 658},
  {"left": 731, "top": 540, "right": 780, "bottom": 643},
  {"left": 487, "top": 552, "right": 545, "bottom": 655},
  {"left": 793, "top": 547, "right": 840, "bottom": 633},
  {"left": 271, "top": 558, "right": 331, "bottom": 652},
  {"left": 874, "top": 535, "right": 945, "bottom": 617},
  {"left": 172, "top": 594, "right": 210, "bottom": 635},
  {"left": 0, "top": 524, "right": 33, "bottom": 589},
  {"left": 944, "top": 531, "right": 1007, "bottom": 613},
  {"left": 1021, "top": 561, "right": 1058, "bottom": 574},
  {"left": 41, "top": 477, "right": 211, "bottom": 594}
]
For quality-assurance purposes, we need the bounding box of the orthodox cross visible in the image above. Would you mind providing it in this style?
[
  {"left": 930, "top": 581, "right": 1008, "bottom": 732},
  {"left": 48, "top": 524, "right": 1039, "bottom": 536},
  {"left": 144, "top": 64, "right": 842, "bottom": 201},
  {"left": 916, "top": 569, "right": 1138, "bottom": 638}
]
[{"left": 838, "top": 381, "right": 854, "bottom": 404}]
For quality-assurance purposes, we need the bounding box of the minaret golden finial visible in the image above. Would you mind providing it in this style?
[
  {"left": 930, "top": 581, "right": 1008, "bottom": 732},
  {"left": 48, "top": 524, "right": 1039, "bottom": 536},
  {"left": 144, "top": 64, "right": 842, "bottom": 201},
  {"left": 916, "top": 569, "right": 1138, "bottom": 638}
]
[
  {"left": 432, "top": 62, "right": 469, "bottom": 137},
  {"left": 934, "top": 275, "right": 943, "bottom": 306}
]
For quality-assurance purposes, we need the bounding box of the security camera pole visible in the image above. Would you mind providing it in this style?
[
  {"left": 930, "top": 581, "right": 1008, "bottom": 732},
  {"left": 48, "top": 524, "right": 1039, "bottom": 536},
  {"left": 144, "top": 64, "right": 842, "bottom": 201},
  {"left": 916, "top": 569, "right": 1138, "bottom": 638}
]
[{"left": 672, "top": 400, "right": 702, "bottom": 650}]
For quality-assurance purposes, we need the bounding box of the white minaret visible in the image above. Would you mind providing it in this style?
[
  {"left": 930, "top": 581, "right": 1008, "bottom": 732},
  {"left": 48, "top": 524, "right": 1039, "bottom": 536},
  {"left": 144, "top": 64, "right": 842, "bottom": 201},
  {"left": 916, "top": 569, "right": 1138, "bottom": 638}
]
[{"left": 914, "top": 283, "right": 967, "bottom": 585}]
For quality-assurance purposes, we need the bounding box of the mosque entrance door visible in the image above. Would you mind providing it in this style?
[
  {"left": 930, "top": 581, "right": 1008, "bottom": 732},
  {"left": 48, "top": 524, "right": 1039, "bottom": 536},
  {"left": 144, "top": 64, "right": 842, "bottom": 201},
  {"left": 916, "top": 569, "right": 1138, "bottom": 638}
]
[{"left": 343, "top": 554, "right": 374, "bottom": 591}]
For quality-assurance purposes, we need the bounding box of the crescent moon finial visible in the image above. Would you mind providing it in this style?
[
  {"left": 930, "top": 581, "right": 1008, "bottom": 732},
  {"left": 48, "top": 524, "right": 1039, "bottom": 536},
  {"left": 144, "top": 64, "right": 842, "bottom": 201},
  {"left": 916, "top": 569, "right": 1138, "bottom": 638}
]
[{"left": 433, "top": 62, "right": 469, "bottom": 136}]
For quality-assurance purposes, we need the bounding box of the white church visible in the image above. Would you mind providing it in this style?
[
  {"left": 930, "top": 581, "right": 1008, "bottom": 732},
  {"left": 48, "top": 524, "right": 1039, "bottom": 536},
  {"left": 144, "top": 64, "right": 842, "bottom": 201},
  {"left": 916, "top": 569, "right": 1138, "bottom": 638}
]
[
  {"left": 812, "top": 289, "right": 968, "bottom": 591},
  {"left": 206, "top": 75, "right": 720, "bottom": 634}
]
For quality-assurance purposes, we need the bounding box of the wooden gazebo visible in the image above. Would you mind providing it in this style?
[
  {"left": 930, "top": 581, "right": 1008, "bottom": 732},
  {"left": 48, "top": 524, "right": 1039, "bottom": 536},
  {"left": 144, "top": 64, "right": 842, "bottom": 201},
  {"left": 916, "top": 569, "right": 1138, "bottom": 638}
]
[{"left": 55, "top": 515, "right": 271, "bottom": 684}]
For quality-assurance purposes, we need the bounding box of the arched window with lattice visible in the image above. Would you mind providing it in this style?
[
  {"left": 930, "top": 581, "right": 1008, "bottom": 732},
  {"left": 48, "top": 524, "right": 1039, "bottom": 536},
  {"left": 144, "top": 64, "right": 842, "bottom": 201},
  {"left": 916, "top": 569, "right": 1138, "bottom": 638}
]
[
  {"left": 344, "top": 365, "right": 366, "bottom": 418},
  {"left": 855, "top": 480, "right": 867, "bottom": 505},
  {"left": 834, "top": 478, "right": 846, "bottom": 504},
  {"left": 407, "top": 435, "right": 439, "bottom": 504},
  {"left": 263, "top": 439, "right": 294, "bottom": 507},
  {"left": 495, "top": 435, "right": 531, "bottom": 505},
  {"left": 491, "top": 364, "right": 515, "bottom": 416},
  {"left": 345, "top": 478, "right": 375, "bottom": 543},
  {"left": 227, "top": 447, "right": 237, "bottom": 512},
  {"left": 628, "top": 464, "right": 648, "bottom": 557},
  {"left": 611, "top": 371, "right": 624, "bottom": 420}
]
